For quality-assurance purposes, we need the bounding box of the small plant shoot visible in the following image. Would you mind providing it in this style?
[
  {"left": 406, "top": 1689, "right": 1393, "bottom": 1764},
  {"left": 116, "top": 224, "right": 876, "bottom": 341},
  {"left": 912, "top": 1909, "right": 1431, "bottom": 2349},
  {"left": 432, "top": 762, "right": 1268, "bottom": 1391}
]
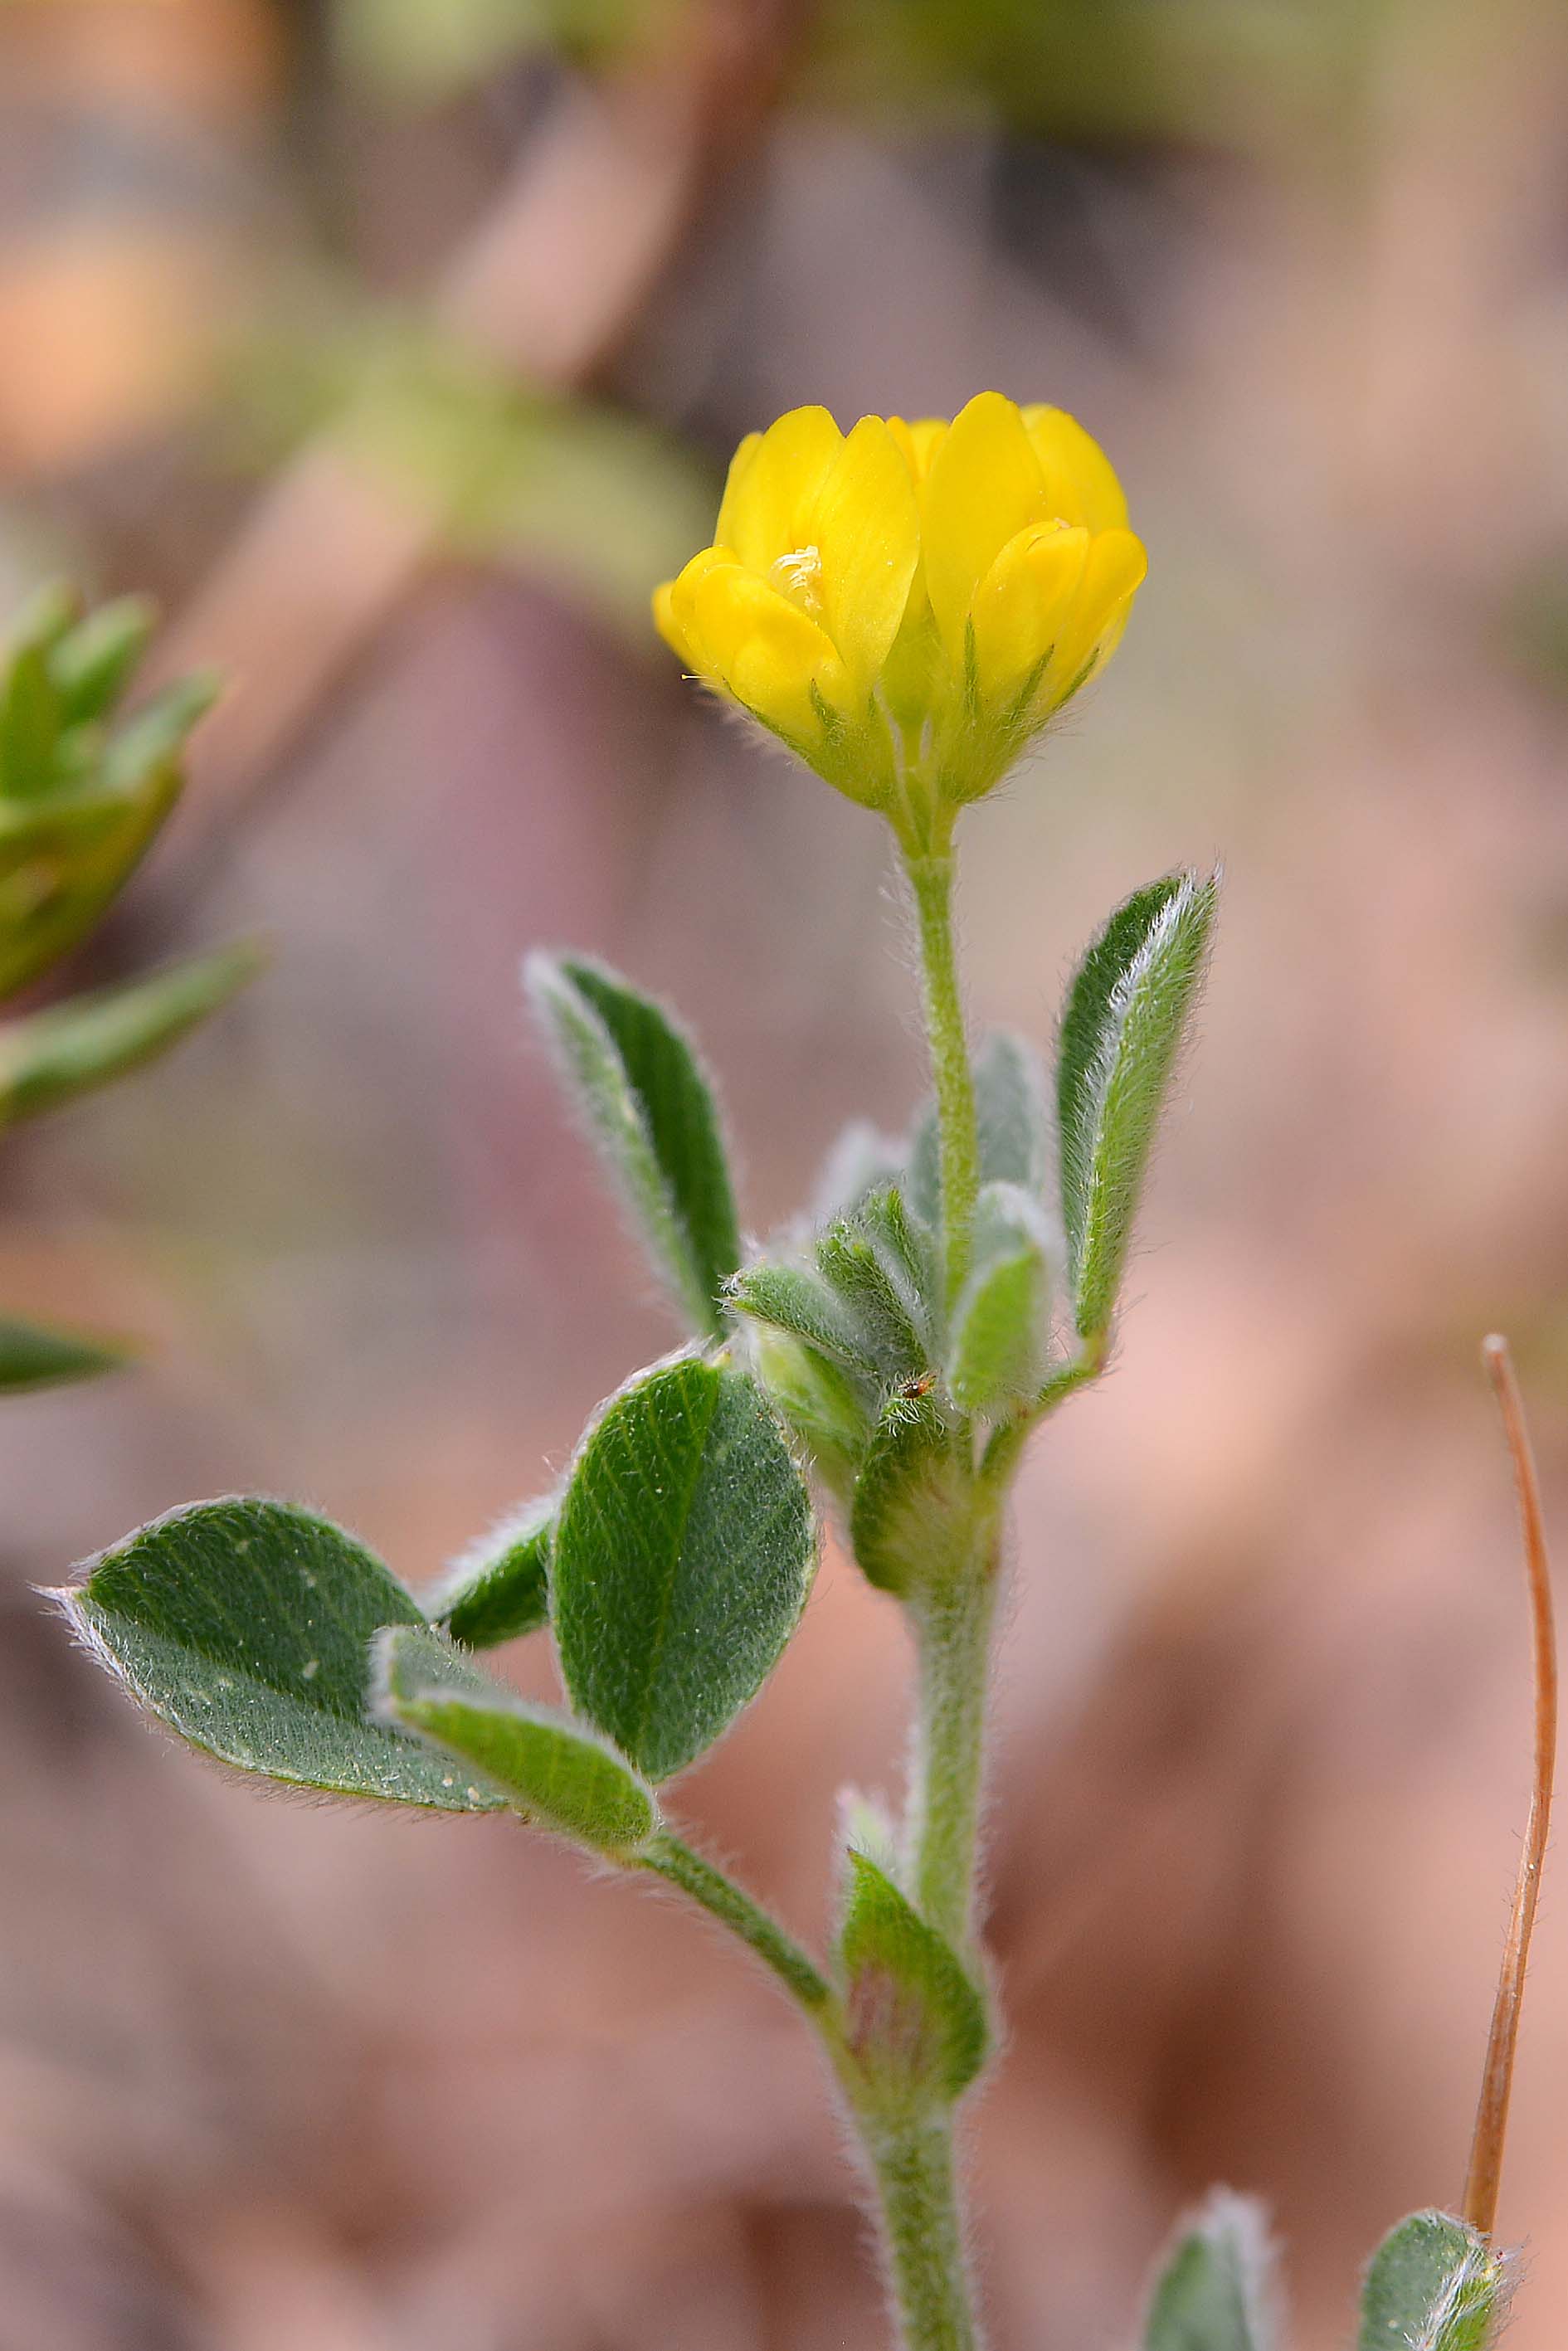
[{"left": 51, "top": 402, "right": 1557, "bottom": 2351}]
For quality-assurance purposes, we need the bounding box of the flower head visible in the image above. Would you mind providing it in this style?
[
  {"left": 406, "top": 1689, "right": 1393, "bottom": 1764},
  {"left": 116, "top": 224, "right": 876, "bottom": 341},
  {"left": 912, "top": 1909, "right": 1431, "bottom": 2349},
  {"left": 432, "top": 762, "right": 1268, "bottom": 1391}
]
[{"left": 655, "top": 392, "right": 1145, "bottom": 841}]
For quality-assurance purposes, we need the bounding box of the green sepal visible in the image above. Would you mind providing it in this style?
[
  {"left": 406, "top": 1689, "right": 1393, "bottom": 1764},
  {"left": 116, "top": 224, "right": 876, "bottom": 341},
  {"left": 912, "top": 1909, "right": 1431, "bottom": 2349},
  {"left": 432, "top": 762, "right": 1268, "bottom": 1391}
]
[
  {"left": 552, "top": 1351, "right": 816, "bottom": 1781},
  {"left": 0, "top": 1314, "right": 132, "bottom": 1391},
  {"left": 1056, "top": 869, "right": 1216, "bottom": 1347},
  {"left": 0, "top": 939, "right": 265, "bottom": 1128},
  {"left": 526, "top": 952, "right": 742, "bottom": 1339},
  {"left": 908, "top": 1028, "right": 1049, "bottom": 1229},
  {"left": 50, "top": 1497, "right": 502, "bottom": 1810},
  {"left": 428, "top": 1496, "right": 553, "bottom": 1647},
  {"left": 947, "top": 1180, "right": 1054, "bottom": 1414},
  {"left": 1357, "top": 2211, "right": 1512, "bottom": 2351},
  {"left": 837, "top": 1849, "right": 989, "bottom": 2105},
  {"left": 374, "top": 1624, "right": 656, "bottom": 1852},
  {"left": 1141, "top": 2189, "right": 1278, "bottom": 2351},
  {"left": 849, "top": 1389, "right": 971, "bottom": 1597}
]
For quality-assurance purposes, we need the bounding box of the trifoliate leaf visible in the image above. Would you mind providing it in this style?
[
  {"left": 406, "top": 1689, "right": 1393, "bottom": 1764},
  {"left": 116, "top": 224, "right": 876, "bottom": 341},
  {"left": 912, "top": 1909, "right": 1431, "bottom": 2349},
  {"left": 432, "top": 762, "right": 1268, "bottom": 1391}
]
[
  {"left": 838, "top": 1849, "right": 989, "bottom": 2104},
  {"left": 526, "top": 953, "right": 742, "bottom": 1339},
  {"left": 1358, "top": 2212, "right": 1511, "bottom": 2351},
  {"left": 849, "top": 1389, "right": 972, "bottom": 1596},
  {"left": 0, "top": 1315, "right": 131, "bottom": 1390},
  {"left": 908, "top": 1028, "right": 1049, "bottom": 1229},
  {"left": 1057, "top": 869, "right": 1216, "bottom": 1346},
  {"left": 552, "top": 1353, "right": 815, "bottom": 1780},
  {"left": 0, "top": 940, "right": 265, "bottom": 1128},
  {"left": 947, "top": 1181, "right": 1054, "bottom": 1414},
  {"left": 374, "top": 1624, "right": 655, "bottom": 1852},
  {"left": 51, "top": 1497, "right": 502, "bottom": 1809},
  {"left": 1141, "top": 2189, "right": 1278, "bottom": 2351},
  {"left": 429, "top": 1495, "right": 553, "bottom": 1647}
]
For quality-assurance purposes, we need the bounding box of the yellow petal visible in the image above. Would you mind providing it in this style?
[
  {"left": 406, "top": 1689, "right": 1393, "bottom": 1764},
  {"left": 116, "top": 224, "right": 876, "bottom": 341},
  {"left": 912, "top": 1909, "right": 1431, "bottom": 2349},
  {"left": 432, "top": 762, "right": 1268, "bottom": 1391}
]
[
  {"left": 806, "top": 415, "right": 920, "bottom": 692},
  {"left": 666, "top": 546, "right": 743, "bottom": 682},
  {"left": 920, "top": 391, "right": 1045, "bottom": 661},
  {"left": 714, "top": 406, "right": 842, "bottom": 574},
  {"left": 1046, "top": 528, "right": 1147, "bottom": 704},
  {"left": 968, "top": 523, "right": 1090, "bottom": 705},
  {"left": 684, "top": 559, "right": 847, "bottom": 740},
  {"left": 888, "top": 416, "right": 947, "bottom": 484},
  {"left": 1020, "top": 406, "right": 1129, "bottom": 533},
  {"left": 653, "top": 577, "right": 692, "bottom": 664}
]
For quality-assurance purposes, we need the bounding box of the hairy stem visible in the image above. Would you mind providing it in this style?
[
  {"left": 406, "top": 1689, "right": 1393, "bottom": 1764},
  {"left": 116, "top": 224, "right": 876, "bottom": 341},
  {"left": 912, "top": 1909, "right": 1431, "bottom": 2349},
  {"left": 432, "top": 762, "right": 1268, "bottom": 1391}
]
[
  {"left": 905, "top": 851, "right": 980, "bottom": 1312},
  {"left": 907, "top": 1535, "right": 1001, "bottom": 1951},
  {"left": 860, "top": 2111, "right": 983, "bottom": 2351},
  {"left": 638, "top": 1831, "right": 832, "bottom": 2010}
]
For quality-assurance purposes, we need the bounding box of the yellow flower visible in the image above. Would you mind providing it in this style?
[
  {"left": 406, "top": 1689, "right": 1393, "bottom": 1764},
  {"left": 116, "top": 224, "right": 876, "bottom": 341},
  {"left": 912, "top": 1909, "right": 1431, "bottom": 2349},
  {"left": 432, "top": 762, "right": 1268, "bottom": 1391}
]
[{"left": 655, "top": 392, "right": 1145, "bottom": 840}]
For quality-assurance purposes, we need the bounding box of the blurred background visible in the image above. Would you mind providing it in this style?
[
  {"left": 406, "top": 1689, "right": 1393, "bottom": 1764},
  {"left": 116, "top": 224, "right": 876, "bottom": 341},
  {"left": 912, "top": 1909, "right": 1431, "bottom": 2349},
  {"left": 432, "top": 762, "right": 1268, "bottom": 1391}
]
[{"left": 3, "top": 0, "right": 1568, "bottom": 2344}]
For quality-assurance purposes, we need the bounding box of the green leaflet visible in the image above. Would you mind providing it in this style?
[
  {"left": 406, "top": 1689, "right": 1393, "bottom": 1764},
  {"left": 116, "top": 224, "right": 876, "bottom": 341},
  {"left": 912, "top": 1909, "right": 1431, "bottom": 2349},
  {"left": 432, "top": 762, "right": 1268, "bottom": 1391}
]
[
  {"left": 837, "top": 1849, "right": 989, "bottom": 2105},
  {"left": 849, "top": 1390, "right": 972, "bottom": 1597},
  {"left": 50, "top": 595, "right": 157, "bottom": 727},
  {"left": 908, "top": 1029, "right": 1049, "bottom": 1230},
  {"left": 1141, "top": 2190, "right": 1278, "bottom": 2351},
  {"left": 727, "top": 1259, "right": 886, "bottom": 1381},
  {"left": 1358, "top": 2212, "right": 1511, "bottom": 2351},
  {"left": 816, "top": 1219, "right": 929, "bottom": 1383},
  {"left": 526, "top": 953, "right": 742, "bottom": 1339},
  {"left": 0, "top": 671, "right": 217, "bottom": 1003},
  {"left": 375, "top": 1625, "right": 656, "bottom": 1852},
  {"left": 747, "top": 1326, "right": 877, "bottom": 1511},
  {"left": 429, "top": 1496, "right": 553, "bottom": 1647},
  {"left": 51, "top": 1497, "right": 502, "bottom": 1810},
  {"left": 0, "top": 940, "right": 265, "bottom": 1128},
  {"left": 946, "top": 1180, "right": 1053, "bottom": 1414},
  {"left": 0, "top": 1315, "right": 130, "bottom": 1390},
  {"left": 552, "top": 1353, "right": 816, "bottom": 1781},
  {"left": 0, "top": 642, "right": 62, "bottom": 800},
  {"left": 1056, "top": 869, "right": 1216, "bottom": 1346}
]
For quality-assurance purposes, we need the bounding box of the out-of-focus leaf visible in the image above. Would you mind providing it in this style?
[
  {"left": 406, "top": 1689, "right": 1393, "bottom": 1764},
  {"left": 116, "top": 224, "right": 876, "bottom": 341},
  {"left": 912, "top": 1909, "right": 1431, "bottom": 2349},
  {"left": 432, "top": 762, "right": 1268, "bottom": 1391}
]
[
  {"left": 375, "top": 1623, "right": 656, "bottom": 1850},
  {"left": 1357, "top": 2211, "right": 1511, "bottom": 2351},
  {"left": 552, "top": 1353, "right": 815, "bottom": 1780},
  {"left": 50, "top": 596, "right": 158, "bottom": 726},
  {"left": 0, "top": 940, "right": 265, "bottom": 1128},
  {"left": 0, "top": 1316, "right": 130, "bottom": 1391},
  {"left": 1142, "top": 2189, "right": 1278, "bottom": 2351},
  {"left": 52, "top": 1498, "right": 503, "bottom": 1809},
  {"left": 947, "top": 1180, "right": 1053, "bottom": 1414},
  {"left": 908, "top": 1029, "right": 1049, "bottom": 1229}
]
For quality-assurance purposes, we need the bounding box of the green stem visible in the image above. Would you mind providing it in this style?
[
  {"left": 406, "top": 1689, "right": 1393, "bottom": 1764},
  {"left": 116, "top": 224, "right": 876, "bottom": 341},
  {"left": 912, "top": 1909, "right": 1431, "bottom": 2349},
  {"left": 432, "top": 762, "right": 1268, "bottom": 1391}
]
[
  {"left": 638, "top": 1831, "right": 832, "bottom": 2010},
  {"left": 904, "top": 850, "right": 980, "bottom": 1312},
  {"left": 907, "top": 1536, "right": 1001, "bottom": 1950},
  {"left": 860, "top": 2110, "right": 982, "bottom": 2351}
]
